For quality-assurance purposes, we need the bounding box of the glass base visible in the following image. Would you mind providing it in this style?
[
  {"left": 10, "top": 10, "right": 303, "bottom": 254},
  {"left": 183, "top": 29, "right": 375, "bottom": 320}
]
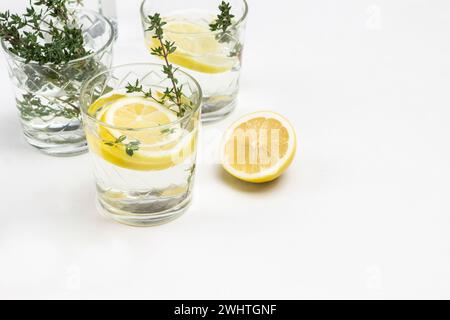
[
  {"left": 201, "top": 98, "right": 237, "bottom": 123},
  {"left": 96, "top": 194, "right": 192, "bottom": 227},
  {"left": 24, "top": 134, "right": 88, "bottom": 157}
]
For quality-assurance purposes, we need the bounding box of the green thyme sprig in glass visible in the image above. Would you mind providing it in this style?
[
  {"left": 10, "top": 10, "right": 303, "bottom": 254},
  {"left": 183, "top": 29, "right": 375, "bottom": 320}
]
[
  {"left": 125, "top": 79, "right": 164, "bottom": 105},
  {"left": 209, "top": 1, "right": 234, "bottom": 34},
  {"left": 104, "top": 135, "right": 141, "bottom": 157},
  {"left": 209, "top": 1, "right": 242, "bottom": 58},
  {"left": 126, "top": 13, "right": 192, "bottom": 118},
  {"left": 0, "top": 0, "right": 91, "bottom": 64},
  {"left": 17, "top": 93, "right": 80, "bottom": 121}
]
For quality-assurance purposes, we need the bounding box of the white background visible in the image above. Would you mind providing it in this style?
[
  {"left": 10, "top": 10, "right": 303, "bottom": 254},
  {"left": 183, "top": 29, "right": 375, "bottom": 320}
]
[{"left": 1, "top": 0, "right": 450, "bottom": 299}]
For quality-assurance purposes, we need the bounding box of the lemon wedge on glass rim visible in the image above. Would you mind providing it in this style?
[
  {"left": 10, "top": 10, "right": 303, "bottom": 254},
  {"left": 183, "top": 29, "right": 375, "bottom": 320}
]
[
  {"left": 221, "top": 111, "right": 297, "bottom": 183},
  {"left": 147, "top": 20, "right": 236, "bottom": 74},
  {"left": 86, "top": 95, "right": 197, "bottom": 171}
]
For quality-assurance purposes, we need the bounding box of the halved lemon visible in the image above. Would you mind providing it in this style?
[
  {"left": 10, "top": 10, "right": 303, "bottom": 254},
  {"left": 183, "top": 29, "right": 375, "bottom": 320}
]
[
  {"left": 86, "top": 96, "right": 197, "bottom": 171},
  {"left": 146, "top": 20, "right": 236, "bottom": 74},
  {"left": 221, "top": 112, "right": 297, "bottom": 183}
]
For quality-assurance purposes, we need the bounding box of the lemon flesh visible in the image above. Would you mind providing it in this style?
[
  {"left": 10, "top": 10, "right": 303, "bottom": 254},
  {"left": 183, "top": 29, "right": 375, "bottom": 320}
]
[
  {"left": 221, "top": 112, "right": 297, "bottom": 183},
  {"left": 86, "top": 95, "right": 197, "bottom": 171},
  {"left": 147, "top": 20, "right": 236, "bottom": 74}
]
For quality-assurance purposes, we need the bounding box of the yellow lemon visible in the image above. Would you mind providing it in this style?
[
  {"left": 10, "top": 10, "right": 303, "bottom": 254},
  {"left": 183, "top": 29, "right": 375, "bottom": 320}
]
[
  {"left": 87, "top": 93, "right": 125, "bottom": 115},
  {"left": 147, "top": 20, "right": 236, "bottom": 74},
  {"left": 221, "top": 112, "right": 297, "bottom": 183},
  {"left": 86, "top": 96, "right": 197, "bottom": 171}
]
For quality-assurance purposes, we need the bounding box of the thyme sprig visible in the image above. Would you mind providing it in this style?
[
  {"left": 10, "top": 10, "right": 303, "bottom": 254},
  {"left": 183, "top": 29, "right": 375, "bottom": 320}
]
[
  {"left": 0, "top": 0, "right": 91, "bottom": 64},
  {"left": 125, "top": 79, "right": 164, "bottom": 105},
  {"left": 126, "top": 13, "right": 192, "bottom": 118},
  {"left": 186, "top": 164, "right": 196, "bottom": 193},
  {"left": 104, "top": 135, "right": 141, "bottom": 157},
  {"left": 209, "top": 1, "right": 242, "bottom": 58},
  {"left": 17, "top": 93, "right": 79, "bottom": 121},
  {"left": 209, "top": 1, "right": 235, "bottom": 34}
]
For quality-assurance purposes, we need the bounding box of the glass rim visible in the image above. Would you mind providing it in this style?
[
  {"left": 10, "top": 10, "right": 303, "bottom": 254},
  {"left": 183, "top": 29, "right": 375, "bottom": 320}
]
[
  {"left": 80, "top": 63, "right": 203, "bottom": 132},
  {"left": 0, "top": 8, "right": 116, "bottom": 66},
  {"left": 140, "top": 0, "right": 249, "bottom": 35}
]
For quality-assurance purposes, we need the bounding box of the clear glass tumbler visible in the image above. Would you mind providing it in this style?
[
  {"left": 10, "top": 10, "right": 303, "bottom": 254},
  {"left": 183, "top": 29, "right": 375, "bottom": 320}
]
[
  {"left": 140, "top": 0, "right": 248, "bottom": 123},
  {"left": 1, "top": 9, "right": 115, "bottom": 156},
  {"left": 71, "top": 0, "right": 118, "bottom": 39},
  {"left": 80, "top": 63, "right": 202, "bottom": 226}
]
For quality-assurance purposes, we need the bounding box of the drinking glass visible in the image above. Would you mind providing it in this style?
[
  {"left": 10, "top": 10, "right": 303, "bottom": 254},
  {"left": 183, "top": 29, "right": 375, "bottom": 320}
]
[
  {"left": 80, "top": 63, "right": 202, "bottom": 226},
  {"left": 71, "top": 0, "right": 118, "bottom": 38},
  {"left": 1, "top": 9, "right": 115, "bottom": 156},
  {"left": 140, "top": 0, "right": 248, "bottom": 123}
]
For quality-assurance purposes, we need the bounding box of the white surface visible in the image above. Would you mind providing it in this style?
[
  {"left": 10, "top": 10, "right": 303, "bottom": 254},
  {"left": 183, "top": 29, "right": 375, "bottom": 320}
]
[{"left": 1, "top": 0, "right": 450, "bottom": 299}]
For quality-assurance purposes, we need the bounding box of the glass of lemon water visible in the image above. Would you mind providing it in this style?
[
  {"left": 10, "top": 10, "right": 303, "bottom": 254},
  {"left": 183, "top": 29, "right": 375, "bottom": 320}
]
[
  {"left": 80, "top": 63, "right": 202, "bottom": 226},
  {"left": 140, "top": 0, "right": 248, "bottom": 123}
]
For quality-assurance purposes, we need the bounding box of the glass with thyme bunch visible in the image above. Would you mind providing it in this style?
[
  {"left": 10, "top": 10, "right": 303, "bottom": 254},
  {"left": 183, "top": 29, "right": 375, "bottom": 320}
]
[
  {"left": 0, "top": 0, "right": 115, "bottom": 156},
  {"left": 140, "top": 0, "right": 249, "bottom": 122}
]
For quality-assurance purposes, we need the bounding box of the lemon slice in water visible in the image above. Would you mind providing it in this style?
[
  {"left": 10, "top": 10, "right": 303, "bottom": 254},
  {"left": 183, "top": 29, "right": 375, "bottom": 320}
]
[
  {"left": 87, "top": 96, "right": 197, "bottom": 171},
  {"left": 147, "top": 20, "right": 236, "bottom": 74}
]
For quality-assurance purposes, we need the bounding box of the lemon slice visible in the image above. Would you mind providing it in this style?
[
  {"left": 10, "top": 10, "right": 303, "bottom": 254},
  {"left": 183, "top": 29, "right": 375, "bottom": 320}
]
[
  {"left": 102, "top": 96, "right": 179, "bottom": 143},
  {"left": 87, "top": 93, "right": 126, "bottom": 117},
  {"left": 86, "top": 96, "right": 197, "bottom": 171},
  {"left": 147, "top": 20, "right": 236, "bottom": 74},
  {"left": 221, "top": 112, "right": 297, "bottom": 183}
]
